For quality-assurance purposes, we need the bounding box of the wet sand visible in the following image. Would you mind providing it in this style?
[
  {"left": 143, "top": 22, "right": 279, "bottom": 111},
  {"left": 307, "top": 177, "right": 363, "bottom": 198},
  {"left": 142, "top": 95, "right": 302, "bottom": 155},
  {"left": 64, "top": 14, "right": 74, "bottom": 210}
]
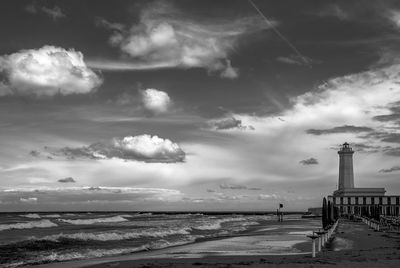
[{"left": 32, "top": 219, "right": 400, "bottom": 268}]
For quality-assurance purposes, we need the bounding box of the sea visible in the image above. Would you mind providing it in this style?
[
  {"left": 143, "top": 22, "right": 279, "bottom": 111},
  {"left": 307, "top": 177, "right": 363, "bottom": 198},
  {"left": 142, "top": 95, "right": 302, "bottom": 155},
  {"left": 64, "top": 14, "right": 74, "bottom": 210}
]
[{"left": 0, "top": 212, "right": 322, "bottom": 267}]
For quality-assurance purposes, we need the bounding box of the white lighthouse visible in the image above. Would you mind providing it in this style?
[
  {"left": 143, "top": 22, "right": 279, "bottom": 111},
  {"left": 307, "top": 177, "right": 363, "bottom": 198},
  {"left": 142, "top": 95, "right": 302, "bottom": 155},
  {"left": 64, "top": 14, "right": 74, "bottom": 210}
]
[{"left": 338, "top": 142, "right": 354, "bottom": 190}]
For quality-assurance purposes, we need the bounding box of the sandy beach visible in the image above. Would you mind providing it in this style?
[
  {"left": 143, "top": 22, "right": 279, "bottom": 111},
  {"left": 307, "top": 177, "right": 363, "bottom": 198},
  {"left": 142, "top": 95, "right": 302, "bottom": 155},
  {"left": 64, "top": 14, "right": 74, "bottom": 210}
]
[{"left": 31, "top": 219, "right": 400, "bottom": 268}]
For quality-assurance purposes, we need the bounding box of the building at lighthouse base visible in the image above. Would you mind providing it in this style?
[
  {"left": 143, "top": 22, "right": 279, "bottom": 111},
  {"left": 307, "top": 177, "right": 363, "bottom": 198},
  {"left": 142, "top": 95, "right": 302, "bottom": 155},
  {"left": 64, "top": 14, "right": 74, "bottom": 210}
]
[{"left": 328, "top": 142, "right": 399, "bottom": 217}]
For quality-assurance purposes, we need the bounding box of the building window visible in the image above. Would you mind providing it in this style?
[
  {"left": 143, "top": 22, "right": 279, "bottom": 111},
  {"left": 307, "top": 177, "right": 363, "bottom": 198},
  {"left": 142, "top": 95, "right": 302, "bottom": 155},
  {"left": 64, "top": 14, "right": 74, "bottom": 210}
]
[{"left": 355, "top": 197, "right": 359, "bottom": 205}]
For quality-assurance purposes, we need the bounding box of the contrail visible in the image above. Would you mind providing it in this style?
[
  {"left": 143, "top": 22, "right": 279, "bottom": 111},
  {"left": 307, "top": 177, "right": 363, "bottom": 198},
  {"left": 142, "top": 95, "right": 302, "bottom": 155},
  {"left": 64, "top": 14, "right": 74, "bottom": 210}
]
[{"left": 247, "top": 0, "right": 311, "bottom": 67}]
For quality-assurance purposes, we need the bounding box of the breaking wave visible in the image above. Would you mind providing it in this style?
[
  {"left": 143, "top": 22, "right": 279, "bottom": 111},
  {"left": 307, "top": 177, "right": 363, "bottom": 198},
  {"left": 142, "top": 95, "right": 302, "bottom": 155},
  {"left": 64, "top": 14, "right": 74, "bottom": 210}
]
[
  {"left": 0, "top": 219, "right": 57, "bottom": 231},
  {"left": 58, "top": 216, "right": 128, "bottom": 225},
  {"left": 19, "top": 213, "right": 41, "bottom": 219},
  {"left": 193, "top": 217, "right": 253, "bottom": 230},
  {"left": 36, "top": 228, "right": 193, "bottom": 242},
  {"left": 42, "top": 214, "right": 61, "bottom": 218}
]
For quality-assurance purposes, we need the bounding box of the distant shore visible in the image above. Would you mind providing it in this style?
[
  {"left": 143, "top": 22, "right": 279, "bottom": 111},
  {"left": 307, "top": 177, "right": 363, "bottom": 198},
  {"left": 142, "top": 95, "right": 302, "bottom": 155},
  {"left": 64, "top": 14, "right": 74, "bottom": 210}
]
[{"left": 32, "top": 219, "right": 400, "bottom": 268}]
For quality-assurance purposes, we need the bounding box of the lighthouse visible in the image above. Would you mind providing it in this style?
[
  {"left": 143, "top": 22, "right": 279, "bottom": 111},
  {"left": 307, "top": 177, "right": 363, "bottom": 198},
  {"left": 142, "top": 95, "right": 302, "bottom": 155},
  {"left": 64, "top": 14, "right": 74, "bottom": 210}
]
[{"left": 338, "top": 142, "right": 354, "bottom": 190}]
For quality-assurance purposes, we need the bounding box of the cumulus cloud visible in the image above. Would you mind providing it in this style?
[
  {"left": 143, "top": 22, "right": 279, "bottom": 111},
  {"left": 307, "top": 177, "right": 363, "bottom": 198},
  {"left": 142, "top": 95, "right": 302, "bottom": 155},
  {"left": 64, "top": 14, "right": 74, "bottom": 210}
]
[
  {"left": 299, "top": 157, "right": 319, "bottom": 165},
  {"left": 58, "top": 177, "right": 76, "bottom": 183},
  {"left": 379, "top": 166, "right": 400, "bottom": 173},
  {"left": 96, "top": 2, "right": 270, "bottom": 78},
  {"left": 25, "top": 3, "right": 65, "bottom": 20},
  {"left": 209, "top": 116, "right": 255, "bottom": 130},
  {"left": 0, "top": 46, "right": 102, "bottom": 97},
  {"left": 140, "top": 88, "right": 171, "bottom": 114},
  {"left": 306, "top": 125, "right": 373, "bottom": 135},
  {"left": 47, "top": 134, "right": 185, "bottom": 163}
]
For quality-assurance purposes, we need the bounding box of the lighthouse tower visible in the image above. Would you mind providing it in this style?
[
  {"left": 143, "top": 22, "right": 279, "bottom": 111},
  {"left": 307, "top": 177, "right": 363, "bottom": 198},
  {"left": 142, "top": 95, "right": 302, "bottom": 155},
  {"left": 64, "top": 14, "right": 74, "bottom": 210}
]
[{"left": 338, "top": 142, "right": 354, "bottom": 190}]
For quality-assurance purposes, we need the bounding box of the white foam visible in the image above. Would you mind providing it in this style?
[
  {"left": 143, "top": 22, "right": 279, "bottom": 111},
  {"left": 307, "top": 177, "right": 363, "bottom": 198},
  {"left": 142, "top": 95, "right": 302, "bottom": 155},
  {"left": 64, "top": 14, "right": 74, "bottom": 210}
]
[
  {"left": 0, "top": 219, "right": 57, "bottom": 231},
  {"left": 19, "top": 213, "right": 41, "bottom": 219},
  {"left": 36, "top": 228, "right": 192, "bottom": 242},
  {"left": 193, "top": 217, "right": 256, "bottom": 231},
  {"left": 59, "top": 215, "right": 128, "bottom": 225},
  {"left": 35, "top": 237, "right": 197, "bottom": 264},
  {"left": 43, "top": 214, "right": 61, "bottom": 218},
  {"left": 288, "top": 231, "right": 314, "bottom": 235}
]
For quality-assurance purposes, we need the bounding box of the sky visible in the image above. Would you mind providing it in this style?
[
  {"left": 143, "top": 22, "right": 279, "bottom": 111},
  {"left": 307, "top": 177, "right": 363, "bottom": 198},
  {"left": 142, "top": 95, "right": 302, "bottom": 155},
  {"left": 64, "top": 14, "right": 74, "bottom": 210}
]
[{"left": 1, "top": 0, "right": 400, "bottom": 212}]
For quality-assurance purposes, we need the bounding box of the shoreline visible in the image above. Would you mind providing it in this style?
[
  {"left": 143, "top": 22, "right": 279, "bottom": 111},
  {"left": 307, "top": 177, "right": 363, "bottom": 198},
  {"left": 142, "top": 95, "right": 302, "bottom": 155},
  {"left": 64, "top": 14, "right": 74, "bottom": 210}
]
[{"left": 30, "top": 219, "right": 400, "bottom": 268}]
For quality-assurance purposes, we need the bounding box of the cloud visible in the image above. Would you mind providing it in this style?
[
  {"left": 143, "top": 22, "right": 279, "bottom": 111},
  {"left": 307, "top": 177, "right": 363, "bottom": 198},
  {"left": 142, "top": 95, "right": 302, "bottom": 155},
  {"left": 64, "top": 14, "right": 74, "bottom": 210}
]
[
  {"left": 214, "top": 192, "right": 245, "bottom": 200},
  {"left": 47, "top": 134, "right": 185, "bottom": 163},
  {"left": 209, "top": 116, "right": 255, "bottom": 130},
  {"left": 58, "top": 177, "right": 76, "bottom": 183},
  {"left": 19, "top": 197, "right": 38, "bottom": 203},
  {"left": 299, "top": 157, "right": 319, "bottom": 165},
  {"left": 140, "top": 88, "right": 171, "bottom": 114},
  {"left": 306, "top": 125, "right": 373, "bottom": 135},
  {"left": 0, "top": 46, "right": 102, "bottom": 97},
  {"left": 25, "top": 3, "right": 65, "bottom": 20},
  {"left": 315, "top": 4, "right": 349, "bottom": 20},
  {"left": 379, "top": 166, "right": 400, "bottom": 173},
  {"left": 95, "top": 17, "right": 125, "bottom": 31},
  {"left": 29, "top": 150, "right": 40, "bottom": 157},
  {"left": 219, "top": 60, "right": 239, "bottom": 79},
  {"left": 248, "top": 187, "right": 262, "bottom": 191},
  {"left": 276, "top": 55, "right": 314, "bottom": 66},
  {"left": 257, "top": 193, "right": 280, "bottom": 200},
  {"left": 99, "top": 1, "right": 271, "bottom": 77},
  {"left": 206, "top": 189, "right": 216, "bottom": 193},
  {"left": 219, "top": 182, "right": 247, "bottom": 190}
]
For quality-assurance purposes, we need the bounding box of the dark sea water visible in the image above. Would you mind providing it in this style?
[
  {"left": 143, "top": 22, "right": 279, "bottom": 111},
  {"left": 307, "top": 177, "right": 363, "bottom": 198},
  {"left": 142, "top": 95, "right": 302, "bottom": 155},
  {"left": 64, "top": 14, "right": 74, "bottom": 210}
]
[{"left": 0, "top": 212, "right": 321, "bottom": 267}]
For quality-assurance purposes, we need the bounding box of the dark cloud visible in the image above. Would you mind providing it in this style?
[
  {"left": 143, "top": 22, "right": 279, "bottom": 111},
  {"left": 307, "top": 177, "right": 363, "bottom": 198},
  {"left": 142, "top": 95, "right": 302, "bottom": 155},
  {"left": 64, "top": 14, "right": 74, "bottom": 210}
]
[
  {"left": 379, "top": 166, "right": 400, "bottom": 173},
  {"left": 306, "top": 125, "right": 373, "bottom": 135},
  {"left": 248, "top": 187, "right": 262, "bottom": 191},
  {"left": 219, "top": 183, "right": 247, "bottom": 190},
  {"left": 383, "top": 147, "right": 400, "bottom": 157},
  {"left": 299, "top": 157, "right": 319, "bottom": 165},
  {"left": 29, "top": 150, "right": 40, "bottom": 157},
  {"left": 58, "top": 177, "right": 76, "bottom": 183},
  {"left": 352, "top": 143, "right": 380, "bottom": 153},
  {"left": 46, "top": 135, "right": 185, "bottom": 163},
  {"left": 209, "top": 116, "right": 255, "bottom": 130},
  {"left": 206, "top": 189, "right": 216, "bottom": 193},
  {"left": 381, "top": 133, "right": 400, "bottom": 143}
]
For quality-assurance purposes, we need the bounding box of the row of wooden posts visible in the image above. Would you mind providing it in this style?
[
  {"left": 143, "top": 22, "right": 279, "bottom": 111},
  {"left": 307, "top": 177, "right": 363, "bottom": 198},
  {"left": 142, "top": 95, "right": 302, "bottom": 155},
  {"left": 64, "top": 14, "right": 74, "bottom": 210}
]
[
  {"left": 360, "top": 217, "right": 381, "bottom": 231},
  {"left": 307, "top": 220, "right": 339, "bottom": 258}
]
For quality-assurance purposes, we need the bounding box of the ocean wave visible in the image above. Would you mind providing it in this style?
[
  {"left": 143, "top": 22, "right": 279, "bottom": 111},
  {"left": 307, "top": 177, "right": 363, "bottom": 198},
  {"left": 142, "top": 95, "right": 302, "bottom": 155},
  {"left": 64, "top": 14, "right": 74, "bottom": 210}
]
[
  {"left": 34, "top": 228, "right": 192, "bottom": 242},
  {"left": 58, "top": 215, "right": 128, "bottom": 225},
  {"left": 42, "top": 214, "right": 61, "bottom": 218},
  {"left": 5, "top": 236, "right": 198, "bottom": 267},
  {"left": 193, "top": 217, "right": 252, "bottom": 231},
  {"left": 0, "top": 219, "right": 57, "bottom": 231},
  {"left": 288, "top": 231, "right": 313, "bottom": 235},
  {"left": 19, "top": 213, "right": 41, "bottom": 219}
]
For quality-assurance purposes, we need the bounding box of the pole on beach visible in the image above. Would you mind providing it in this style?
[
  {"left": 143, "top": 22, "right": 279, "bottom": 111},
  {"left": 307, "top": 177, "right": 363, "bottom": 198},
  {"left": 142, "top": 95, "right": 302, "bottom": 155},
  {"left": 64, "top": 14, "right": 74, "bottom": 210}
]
[
  {"left": 307, "top": 233, "right": 319, "bottom": 258},
  {"left": 315, "top": 230, "right": 325, "bottom": 252}
]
